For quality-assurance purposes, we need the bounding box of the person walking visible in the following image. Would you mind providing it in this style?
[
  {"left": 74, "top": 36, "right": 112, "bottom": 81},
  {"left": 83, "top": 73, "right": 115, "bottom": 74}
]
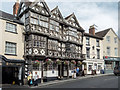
[
  {"left": 76, "top": 67, "right": 79, "bottom": 76},
  {"left": 73, "top": 67, "right": 76, "bottom": 79},
  {"left": 27, "top": 72, "right": 33, "bottom": 86},
  {"left": 34, "top": 72, "right": 39, "bottom": 86},
  {"left": 82, "top": 69, "right": 85, "bottom": 76}
]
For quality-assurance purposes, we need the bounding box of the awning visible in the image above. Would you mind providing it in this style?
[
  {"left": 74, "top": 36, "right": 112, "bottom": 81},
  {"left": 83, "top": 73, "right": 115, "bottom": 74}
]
[{"left": 0, "top": 55, "right": 24, "bottom": 63}]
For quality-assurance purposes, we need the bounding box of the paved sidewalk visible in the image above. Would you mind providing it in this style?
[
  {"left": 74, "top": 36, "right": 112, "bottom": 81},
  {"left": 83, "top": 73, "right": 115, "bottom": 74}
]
[
  {"left": 2, "top": 73, "right": 113, "bottom": 88},
  {"left": 30, "top": 73, "right": 114, "bottom": 88}
]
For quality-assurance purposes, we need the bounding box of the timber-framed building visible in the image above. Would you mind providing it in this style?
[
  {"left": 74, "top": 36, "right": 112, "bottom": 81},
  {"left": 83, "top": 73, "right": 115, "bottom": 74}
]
[{"left": 17, "top": 0, "right": 85, "bottom": 82}]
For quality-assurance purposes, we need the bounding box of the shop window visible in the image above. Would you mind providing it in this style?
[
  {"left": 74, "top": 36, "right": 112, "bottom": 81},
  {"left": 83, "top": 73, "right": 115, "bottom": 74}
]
[
  {"left": 105, "top": 61, "right": 113, "bottom": 70},
  {"left": 98, "top": 65, "right": 102, "bottom": 71},
  {"left": 94, "top": 63, "right": 97, "bottom": 70},
  {"left": 64, "top": 65, "right": 68, "bottom": 70},
  {"left": 88, "top": 65, "right": 92, "bottom": 71}
]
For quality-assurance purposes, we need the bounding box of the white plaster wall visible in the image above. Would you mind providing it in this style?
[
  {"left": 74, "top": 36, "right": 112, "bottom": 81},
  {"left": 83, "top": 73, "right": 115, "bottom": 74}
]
[
  {"left": 0, "top": 19, "right": 24, "bottom": 60},
  {"left": 103, "top": 29, "right": 119, "bottom": 57},
  {"left": 82, "top": 36, "right": 103, "bottom": 59}
]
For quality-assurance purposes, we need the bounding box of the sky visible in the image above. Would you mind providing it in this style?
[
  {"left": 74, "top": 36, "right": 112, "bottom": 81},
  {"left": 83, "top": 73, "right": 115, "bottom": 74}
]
[{"left": 0, "top": 0, "right": 119, "bottom": 34}]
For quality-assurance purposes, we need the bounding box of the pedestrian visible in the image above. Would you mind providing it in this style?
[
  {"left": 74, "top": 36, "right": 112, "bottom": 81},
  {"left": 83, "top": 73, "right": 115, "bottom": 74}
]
[
  {"left": 27, "top": 72, "right": 33, "bottom": 86},
  {"left": 73, "top": 67, "right": 76, "bottom": 79},
  {"left": 72, "top": 69, "right": 74, "bottom": 79},
  {"left": 82, "top": 69, "right": 85, "bottom": 76},
  {"left": 34, "top": 72, "right": 39, "bottom": 86},
  {"left": 76, "top": 67, "right": 79, "bottom": 76}
]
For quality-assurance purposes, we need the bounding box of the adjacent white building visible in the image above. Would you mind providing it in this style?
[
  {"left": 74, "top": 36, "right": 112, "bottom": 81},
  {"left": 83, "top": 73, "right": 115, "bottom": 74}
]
[
  {"left": 82, "top": 25, "right": 104, "bottom": 74},
  {"left": 96, "top": 28, "right": 120, "bottom": 73},
  {"left": 0, "top": 9, "right": 25, "bottom": 84}
]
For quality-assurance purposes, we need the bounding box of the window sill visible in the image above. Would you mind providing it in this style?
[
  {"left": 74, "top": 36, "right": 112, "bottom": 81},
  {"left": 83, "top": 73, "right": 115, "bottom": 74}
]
[
  {"left": 5, "top": 30, "right": 18, "bottom": 34},
  {"left": 4, "top": 53, "right": 17, "bottom": 56}
]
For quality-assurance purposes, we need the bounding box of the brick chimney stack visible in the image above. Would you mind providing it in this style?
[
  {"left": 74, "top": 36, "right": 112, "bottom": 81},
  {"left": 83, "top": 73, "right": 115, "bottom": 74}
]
[
  {"left": 13, "top": 0, "right": 19, "bottom": 16},
  {"left": 89, "top": 25, "right": 95, "bottom": 35}
]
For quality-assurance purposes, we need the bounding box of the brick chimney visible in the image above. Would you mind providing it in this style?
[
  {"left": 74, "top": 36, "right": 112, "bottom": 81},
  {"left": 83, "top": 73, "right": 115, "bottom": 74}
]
[
  {"left": 89, "top": 25, "right": 95, "bottom": 35},
  {"left": 13, "top": 0, "right": 19, "bottom": 16}
]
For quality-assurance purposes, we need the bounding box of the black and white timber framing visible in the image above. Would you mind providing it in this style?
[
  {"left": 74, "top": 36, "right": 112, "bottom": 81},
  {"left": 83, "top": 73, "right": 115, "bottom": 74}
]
[{"left": 17, "top": 0, "right": 86, "bottom": 82}]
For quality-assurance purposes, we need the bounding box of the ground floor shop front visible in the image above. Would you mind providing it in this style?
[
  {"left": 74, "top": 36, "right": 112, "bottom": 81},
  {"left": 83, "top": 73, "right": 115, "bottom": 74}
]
[
  {"left": 0, "top": 55, "right": 25, "bottom": 85},
  {"left": 24, "top": 56, "right": 84, "bottom": 84},
  {"left": 82, "top": 59, "right": 104, "bottom": 75},
  {"left": 104, "top": 56, "right": 120, "bottom": 74}
]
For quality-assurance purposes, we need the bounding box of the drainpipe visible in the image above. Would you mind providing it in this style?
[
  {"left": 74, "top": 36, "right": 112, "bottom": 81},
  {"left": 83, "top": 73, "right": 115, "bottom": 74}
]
[
  {"left": 67, "top": 64, "right": 69, "bottom": 78},
  {"left": 41, "top": 61, "right": 43, "bottom": 83}
]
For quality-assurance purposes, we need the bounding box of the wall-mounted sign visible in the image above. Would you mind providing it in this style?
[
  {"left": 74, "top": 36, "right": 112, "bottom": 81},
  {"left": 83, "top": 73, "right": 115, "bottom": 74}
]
[{"left": 104, "top": 56, "right": 120, "bottom": 61}]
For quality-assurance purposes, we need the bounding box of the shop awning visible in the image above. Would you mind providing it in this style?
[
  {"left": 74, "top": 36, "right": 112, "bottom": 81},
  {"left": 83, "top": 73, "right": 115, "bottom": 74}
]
[{"left": 0, "top": 55, "right": 24, "bottom": 63}]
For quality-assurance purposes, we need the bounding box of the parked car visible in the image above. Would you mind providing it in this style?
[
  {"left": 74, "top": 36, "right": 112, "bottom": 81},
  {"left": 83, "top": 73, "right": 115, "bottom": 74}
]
[{"left": 113, "top": 66, "right": 120, "bottom": 76}]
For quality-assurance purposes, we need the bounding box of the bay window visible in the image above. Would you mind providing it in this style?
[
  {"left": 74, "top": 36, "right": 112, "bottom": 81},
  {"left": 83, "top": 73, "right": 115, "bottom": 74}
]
[
  {"left": 39, "top": 21, "right": 48, "bottom": 28},
  {"left": 50, "top": 20, "right": 59, "bottom": 32},
  {"left": 30, "top": 18, "right": 38, "bottom": 24}
]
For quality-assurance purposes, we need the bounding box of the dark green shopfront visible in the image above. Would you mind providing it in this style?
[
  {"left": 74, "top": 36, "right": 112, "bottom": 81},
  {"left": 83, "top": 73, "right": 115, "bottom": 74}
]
[{"left": 104, "top": 56, "right": 120, "bottom": 74}]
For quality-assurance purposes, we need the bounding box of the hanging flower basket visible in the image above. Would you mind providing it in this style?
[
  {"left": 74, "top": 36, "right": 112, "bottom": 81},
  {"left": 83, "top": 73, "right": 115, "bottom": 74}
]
[
  {"left": 78, "top": 61, "right": 82, "bottom": 65},
  {"left": 33, "top": 60, "right": 40, "bottom": 67},
  {"left": 64, "top": 60, "right": 69, "bottom": 65},
  {"left": 71, "top": 60, "right": 76, "bottom": 65},
  {"left": 45, "top": 58, "right": 53, "bottom": 65},
  {"left": 56, "top": 59, "right": 61, "bottom": 65}
]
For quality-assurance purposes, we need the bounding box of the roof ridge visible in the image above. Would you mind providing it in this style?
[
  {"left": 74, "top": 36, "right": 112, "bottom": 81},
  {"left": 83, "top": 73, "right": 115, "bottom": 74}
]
[
  {"left": 95, "top": 28, "right": 110, "bottom": 34},
  {"left": 95, "top": 28, "right": 111, "bottom": 37},
  {"left": 0, "top": 10, "right": 15, "bottom": 17}
]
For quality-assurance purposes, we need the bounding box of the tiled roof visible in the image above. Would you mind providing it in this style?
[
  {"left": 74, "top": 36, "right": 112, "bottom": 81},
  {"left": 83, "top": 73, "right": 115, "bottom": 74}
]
[
  {"left": 0, "top": 10, "right": 23, "bottom": 25},
  {"left": 95, "top": 28, "right": 111, "bottom": 37},
  {"left": 84, "top": 33, "right": 103, "bottom": 40}
]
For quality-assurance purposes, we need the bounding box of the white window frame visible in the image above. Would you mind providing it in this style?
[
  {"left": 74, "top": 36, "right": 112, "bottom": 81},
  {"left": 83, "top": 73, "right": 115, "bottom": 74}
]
[
  {"left": 6, "top": 22, "right": 17, "bottom": 33},
  {"left": 5, "top": 41, "right": 17, "bottom": 55}
]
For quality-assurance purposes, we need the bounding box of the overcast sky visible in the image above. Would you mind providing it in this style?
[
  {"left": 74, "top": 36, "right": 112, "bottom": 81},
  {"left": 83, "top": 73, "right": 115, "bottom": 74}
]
[{"left": 0, "top": 0, "right": 119, "bottom": 34}]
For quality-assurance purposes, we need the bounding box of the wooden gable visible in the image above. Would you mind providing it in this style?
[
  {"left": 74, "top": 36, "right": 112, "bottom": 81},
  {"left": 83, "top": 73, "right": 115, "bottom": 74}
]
[
  {"left": 29, "top": 0, "right": 51, "bottom": 16},
  {"left": 65, "top": 13, "right": 80, "bottom": 28},
  {"left": 17, "top": 0, "right": 51, "bottom": 17},
  {"left": 51, "top": 6, "right": 63, "bottom": 21},
  {"left": 17, "top": 2, "right": 26, "bottom": 17}
]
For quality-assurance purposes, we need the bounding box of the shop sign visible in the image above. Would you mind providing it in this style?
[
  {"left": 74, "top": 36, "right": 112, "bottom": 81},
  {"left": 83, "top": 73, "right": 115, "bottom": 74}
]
[
  {"left": 104, "top": 56, "right": 120, "bottom": 61},
  {"left": 6, "top": 62, "right": 22, "bottom": 66}
]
